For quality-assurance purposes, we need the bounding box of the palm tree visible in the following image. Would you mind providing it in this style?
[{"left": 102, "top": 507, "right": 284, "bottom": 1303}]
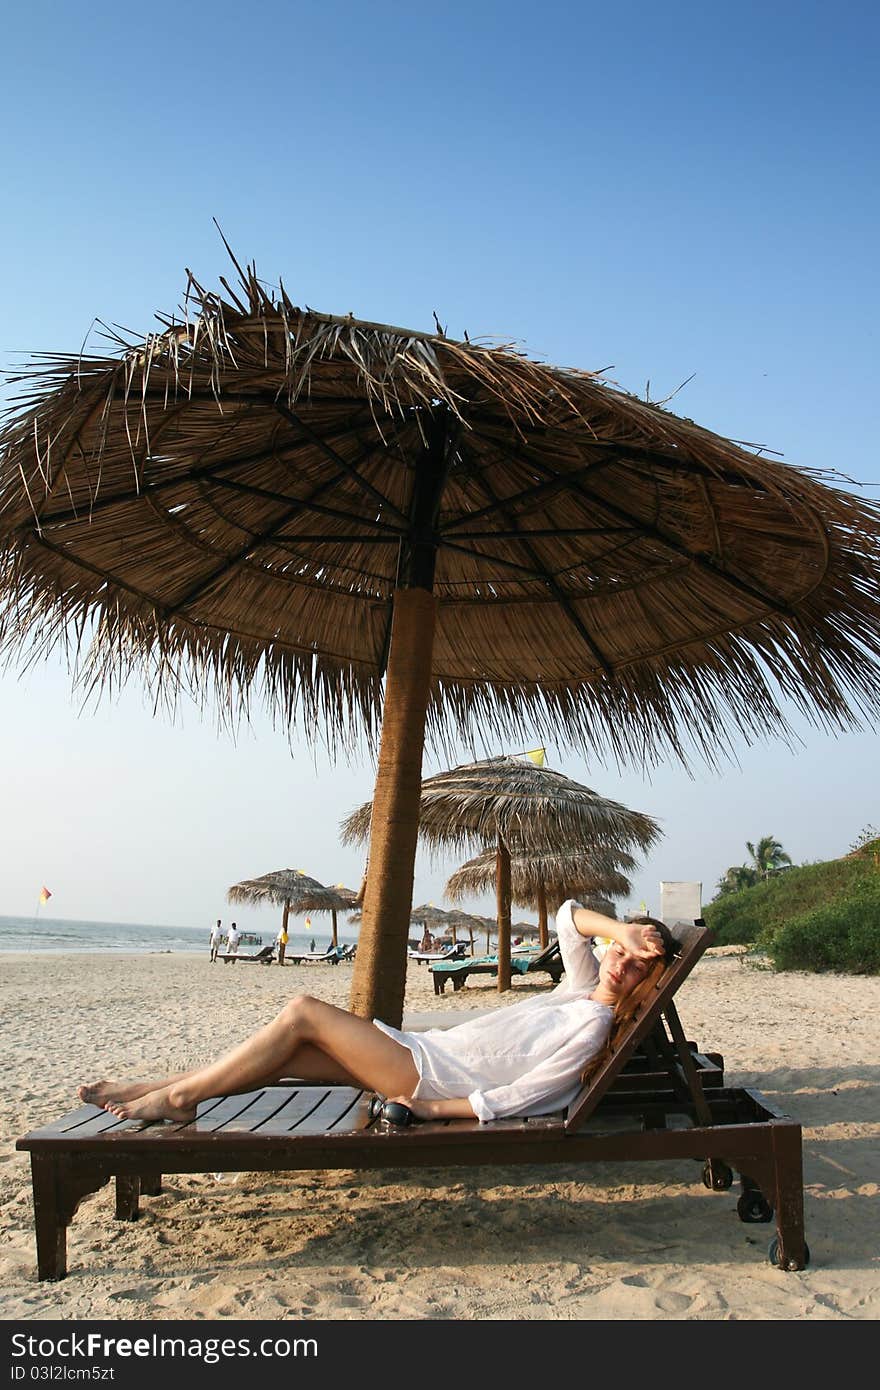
[
  {"left": 746, "top": 836, "right": 793, "bottom": 879},
  {"left": 714, "top": 864, "right": 759, "bottom": 897}
]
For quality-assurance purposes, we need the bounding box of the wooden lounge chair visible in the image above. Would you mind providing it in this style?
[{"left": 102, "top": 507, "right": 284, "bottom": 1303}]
[
  {"left": 283, "top": 945, "right": 342, "bottom": 965},
  {"left": 408, "top": 941, "right": 469, "bottom": 965},
  {"left": 217, "top": 945, "right": 275, "bottom": 965},
  {"left": 430, "top": 940, "right": 564, "bottom": 994},
  {"left": 15, "top": 920, "right": 807, "bottom": 1280}
]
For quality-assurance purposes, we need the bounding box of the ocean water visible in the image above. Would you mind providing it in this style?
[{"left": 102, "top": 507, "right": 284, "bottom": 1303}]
[{"left": 0, "top": 915, "right": 359, "bottom": 954}]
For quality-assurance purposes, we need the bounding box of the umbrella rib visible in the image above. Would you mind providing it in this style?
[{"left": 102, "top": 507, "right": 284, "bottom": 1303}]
[
  {"left": 448, "top": 525, "right": 637, "bottom": 541},
  {"left": 456, "top": 440, "right": 614, "bottom": 676},
  {"left": 439, "top": 449, "right": 621, "bottom": 533},
  {"left": 205, "top": 474, "right": 403, "bottom": 537},
  {"left": 19, "top": 417, "right": 378, "bottom": 531},
  {"left": 464, "top": 428, "right": 828, "bottom": 614},
  {"left": 274, "top": 402, "right": 408, "bottom": 525},
  {"left": 162, "top": 500, "right": 352, "bottom": 615},
  {"left": 471, "top": 415, "right": 775, "bottom": 488},
  {"left": 567, "top": 477, "right": 818, "bottom": 617},
  {"left": 438, "top": 536, "right": 557, "bottom": 579},
  {"left": 143, "top": 438, "right": 408, "bottom": 615}
]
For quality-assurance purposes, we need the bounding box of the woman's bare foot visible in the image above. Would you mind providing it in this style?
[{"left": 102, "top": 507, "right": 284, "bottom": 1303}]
[
  {"left": 78, "top": 1079, "right": 160, "bottom": 1106},
  {"left": 104, "top": 1085, "right": 196, "bottom": 1124}
]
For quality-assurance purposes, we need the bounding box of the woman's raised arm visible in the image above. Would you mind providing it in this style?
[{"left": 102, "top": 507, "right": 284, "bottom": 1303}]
[{"left": 570, "top": 907, "right": 665, "bottom": 961}]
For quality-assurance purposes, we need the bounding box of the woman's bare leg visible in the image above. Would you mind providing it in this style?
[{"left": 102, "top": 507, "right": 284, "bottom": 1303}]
[
  {"left": 102, "top": 996, "right": 419, "bottom": 1121},
  {"left": 79, "top": 1075, "right": 190, "bottom": 1106},
  {"left": 79, "top": 1042, "right": 360, "bottom": 1109}
]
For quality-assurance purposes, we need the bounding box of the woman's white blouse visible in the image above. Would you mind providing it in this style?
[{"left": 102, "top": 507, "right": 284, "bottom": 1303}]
[{"left": 373, "top": 899, "right": 612, "bottom": 1122}]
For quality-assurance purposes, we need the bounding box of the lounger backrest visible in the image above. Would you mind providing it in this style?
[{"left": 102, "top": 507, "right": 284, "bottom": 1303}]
[
  {"left": 530, "top": 940, "right": 560, "bottom": 967},
  {"left": 564, "top": 921, "right": 712, "bottom": 1132}
]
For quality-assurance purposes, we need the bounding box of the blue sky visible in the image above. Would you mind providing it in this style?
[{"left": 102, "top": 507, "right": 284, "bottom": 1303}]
[{"left": 1, "top": 1, "right": 878, "bottom": 930}]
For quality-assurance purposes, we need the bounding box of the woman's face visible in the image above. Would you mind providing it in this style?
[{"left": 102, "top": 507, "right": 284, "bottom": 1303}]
[{"left": 597, "top": 942, "right": 654, "bottom": 1001}]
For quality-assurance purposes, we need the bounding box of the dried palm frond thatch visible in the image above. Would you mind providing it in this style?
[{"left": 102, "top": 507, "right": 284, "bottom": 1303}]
[
  {"left": 4, "top": 257, "right": 880, "bottom": 1024},
  {"left": 3, "top": 264, "right": 880, "bottom": 763},
  {"left": 341, "top": 756, "right": 661, "bottom": 857},
  {"left": 445, "top": 846, "right": 633, "bottom": 911}
]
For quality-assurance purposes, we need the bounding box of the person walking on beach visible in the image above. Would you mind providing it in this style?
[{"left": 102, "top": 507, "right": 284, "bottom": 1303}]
[
  {"left": 78, "top": 903, "right": 673, "bottom": 1125},
  {"left": 276, "top": 923, "right": 288, "bottom": 966},
  {"left": 209, "top": 920, "right": 222, "bottom": 964},
  {"left": 226, "top": 922, "right": 240, "bottom": 962}
]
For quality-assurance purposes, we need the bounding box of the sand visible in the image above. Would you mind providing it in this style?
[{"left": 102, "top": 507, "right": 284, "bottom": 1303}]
[{"left": 2, "top": 948, "right": 879, "bottom": 1321}]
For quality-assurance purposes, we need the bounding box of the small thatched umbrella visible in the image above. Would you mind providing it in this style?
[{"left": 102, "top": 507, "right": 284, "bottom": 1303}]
[
  {"left": 5, "top": 259, "right": 880, "bottom": 1024},
  {"left": 408, "top": 902, "right": 453, "bottom": 947},
  {"left": 227, "top": 868, "right": 322, "bottom": 939},
  {"left": 342, "top": 755, "right": 658, "bottom": 990},
  {"left": 295, "top": 881, "right": 359, "bottom": 950},
  {"left": 227, "top": 869, "right": 357, "bottom": 949},
  {"left": 437, "top": 906, "right": 488, "bottom": 953},
  {"left": 445, "top": 845, "right": 634, "bottom": 946}
]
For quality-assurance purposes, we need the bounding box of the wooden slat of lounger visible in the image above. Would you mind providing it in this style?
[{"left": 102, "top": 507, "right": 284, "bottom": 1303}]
[
  {"left": 213, "top": 1088, "right": 318, "bottom": 1133},
  {"left": 22, "top": 1105, "right": 142, "bottom": 1140},
  {"left": 185, "top": 1091, "right": 282, "bottom": 1132},
  {"left": 244, "top": 1087, "right": 350, "bottom": 1134},
  {"left": 281, "top": 1087, "right": 367, "bottom": 1134}
]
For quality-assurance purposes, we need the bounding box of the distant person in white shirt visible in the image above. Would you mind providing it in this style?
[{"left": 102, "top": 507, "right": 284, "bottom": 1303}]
[
  {"left": 226, "top": 923, "right": 240, "bottom": 960},
  {"left": 78, "top": 904, "right": 673, "bottom": 1125},
  {"left": 209, "top": 920, "right": 222, "bottom": 964}
]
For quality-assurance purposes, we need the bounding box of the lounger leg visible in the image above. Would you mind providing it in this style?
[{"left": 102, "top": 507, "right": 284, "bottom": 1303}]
[
  {"left": 31, "top": 1155, "right": 67, "bottom": 1282},
  {"left": 735, "top": 1123, "right": 807, "bottom": 1270},
  {"left": 141, "top": 1174, "right": 163, "bottom": 1196},
  {"left": 115, "top": 1176, "right": 140, "bottom": 1221},
  {"left": 29, "top": 1155, "right": 111, "bottom": 1281},
  {"left": 771, "top": 1121, "right": 807, "bottom": 1271}
]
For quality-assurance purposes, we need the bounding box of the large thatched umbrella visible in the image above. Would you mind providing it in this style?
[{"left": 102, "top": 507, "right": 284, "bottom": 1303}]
[
  {"left": 3, "top": 261, "right": 880, "bottom": 1024},
  {"left": 341, "top": 754, "right": 659, "bottom": 989},
  {"left": 445, "top": 845, "right": 634, "bottom": 947},
  {"left": 227, "top": 869, "right": 357, "bottom": 949}
]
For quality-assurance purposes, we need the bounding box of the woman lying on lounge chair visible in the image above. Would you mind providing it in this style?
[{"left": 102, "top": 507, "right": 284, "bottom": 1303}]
[{"left": 79, "top": 903, "right": 674, "bottom": 1126}]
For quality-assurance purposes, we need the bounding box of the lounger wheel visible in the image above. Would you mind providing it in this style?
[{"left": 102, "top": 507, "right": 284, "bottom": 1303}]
[
  {"left": 737, "top": 1191, "right": 773, "bottom": 1223},
  {"left": 701, "top": 1160, "right": 733, "bottom": 1190},
  {"left": 768, "top": 1237, "right": 809, "bottom": 1271}
]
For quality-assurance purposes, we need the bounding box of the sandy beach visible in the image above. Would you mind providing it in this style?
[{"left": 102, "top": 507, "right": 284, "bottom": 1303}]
[{"left": 2, "top": 948, "right": 879, "bottom": 1321}]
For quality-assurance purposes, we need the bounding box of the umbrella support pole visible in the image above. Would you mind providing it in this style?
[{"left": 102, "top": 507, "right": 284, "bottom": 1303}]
[
  {"left": 496, "top": 836, "right": 512, "bottom": 992},
  {"left": 537, "top": 881, "right": 549, "bottom": 949},
  {"left": 348, "top": 586, "right": 437, "bottom": 1026}
]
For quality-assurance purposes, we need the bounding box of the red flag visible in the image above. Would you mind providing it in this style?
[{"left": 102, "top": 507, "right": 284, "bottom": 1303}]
[{"left": 39, "top": 886, "right": 52, "bottom": 905}]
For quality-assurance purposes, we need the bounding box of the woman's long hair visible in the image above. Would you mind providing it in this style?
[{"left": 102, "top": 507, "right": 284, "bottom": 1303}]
[{"left": 580, "top": 916, "right": 677, "bottom": 1083}]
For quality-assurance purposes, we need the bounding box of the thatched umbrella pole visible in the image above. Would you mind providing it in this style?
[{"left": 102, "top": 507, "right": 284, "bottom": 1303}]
[
  {"left": 496, "top": 835, "right": 512, "bottom": 992},
  {"left": 348, "top": 587, "right": 437, "bottom": 1020},
  {"left": 282, "top": 899, "right": 291, "bottom": 936},
  {"left": 536, "top": 881, "right": 549, "bottom": 949},
  {"left": 348, "top": 410, "right": 449, "bottom": 1022}
]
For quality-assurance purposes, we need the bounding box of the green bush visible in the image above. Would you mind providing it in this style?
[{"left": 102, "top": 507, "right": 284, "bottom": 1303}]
[
  {"left": 761, "top": 878, "right": 880, "bottom": 973},
  {"left": 702, "top": 891, "right": 764, "bottom": 945},
  {"left": 703, "top": 857, "right": 879, "bottom": 951}
]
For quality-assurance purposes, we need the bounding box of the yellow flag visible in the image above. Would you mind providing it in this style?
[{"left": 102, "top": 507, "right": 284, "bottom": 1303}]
[{"left": 525, "top": 747, "right": 545, "bottom": 767}]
